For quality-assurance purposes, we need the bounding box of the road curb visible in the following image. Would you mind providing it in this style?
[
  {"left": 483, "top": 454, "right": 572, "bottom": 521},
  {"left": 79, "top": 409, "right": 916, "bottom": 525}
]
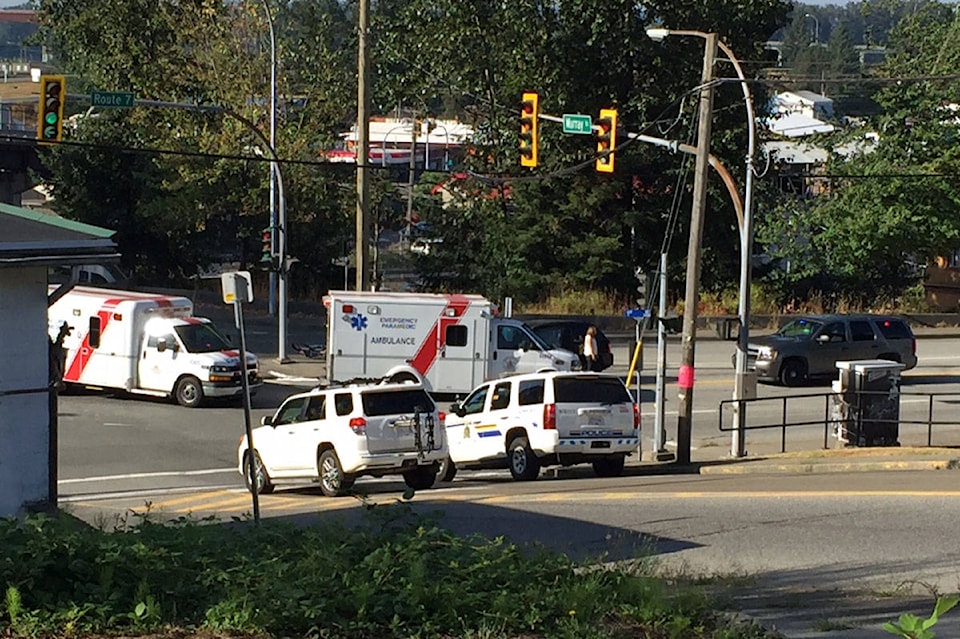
[{"left": 699, "top": 458, "right": 960, "bottom": 475}]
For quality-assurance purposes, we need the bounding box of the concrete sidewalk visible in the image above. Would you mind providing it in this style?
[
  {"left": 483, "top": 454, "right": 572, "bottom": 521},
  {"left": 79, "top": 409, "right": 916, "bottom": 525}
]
[{"left": 692, "top": 446, "right": 960, "bottom": 475}]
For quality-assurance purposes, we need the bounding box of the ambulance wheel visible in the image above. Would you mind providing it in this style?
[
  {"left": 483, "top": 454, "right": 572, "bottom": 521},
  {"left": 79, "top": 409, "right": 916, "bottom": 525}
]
[
  {"left": 318, "top": 449, "right": 354, "bottom": 497},
  {"left": 174, "top": 376, "right": 204, "bottom": 408},
  {"left": 437, "top": 456, "right": 457, "bottom": 483},
  {"left": 508, "top": 436, "right": 540, "bottom": 481},
  {"left": 592, "top": 455, "right": 625, "bottom": 478},
  {"left": 243, "top": 451, "right": 274, "bottom": 495},
  {"left": 403, "top": 465, "right": 438, "bottom": 490}
]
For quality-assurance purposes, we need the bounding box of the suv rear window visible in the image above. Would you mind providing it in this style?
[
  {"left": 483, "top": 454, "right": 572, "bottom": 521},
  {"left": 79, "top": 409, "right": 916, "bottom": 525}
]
[
  {"left": 361, "top": 389, "right": 435, "bottom": 416},
  {"left": 875, "top": 319, "right": 912, "bottom": 340},
  {"left": 553, "top": 377, "right": 631, "bottom": 404}
]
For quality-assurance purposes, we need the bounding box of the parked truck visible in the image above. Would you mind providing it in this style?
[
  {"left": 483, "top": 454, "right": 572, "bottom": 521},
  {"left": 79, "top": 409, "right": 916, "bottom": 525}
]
[
  {"left": 324, "top": 291, "right": 581, "bottom": 395},
  {"left": 48, "top": 286, "right": 260, "bottom": 407}
]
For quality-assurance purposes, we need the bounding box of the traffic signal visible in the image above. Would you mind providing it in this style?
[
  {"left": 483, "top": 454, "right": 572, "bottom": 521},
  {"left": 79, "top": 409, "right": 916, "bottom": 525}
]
[
  {"left": 37, "top": 75, "right": 66, "bottom": 144},
  {"left": 635, "top": 267, "right": 646, "bottom": 308},
  {"left": 260, "top": 227, "right": 273, "bottom": 264},
  {"left": 519, "top": 92, "right": 539, "bottom": 167},
  {"left": 595, "top": 108, "right": 617, "bottom": 173}
]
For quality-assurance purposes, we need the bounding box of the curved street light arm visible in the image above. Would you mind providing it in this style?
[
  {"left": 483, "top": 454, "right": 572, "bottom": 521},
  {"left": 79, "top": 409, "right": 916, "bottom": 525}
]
[{"left": 136, "top": 98, "right": 288, "bottom": 362}]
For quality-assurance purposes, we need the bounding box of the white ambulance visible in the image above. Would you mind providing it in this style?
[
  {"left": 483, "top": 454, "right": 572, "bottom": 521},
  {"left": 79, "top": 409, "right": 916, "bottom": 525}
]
[
  {"left": 48, "top": 286, "right": 260, "bottom": 407},
  {"left": 324, "top": 291, "right": 581, "bottom": 395}
]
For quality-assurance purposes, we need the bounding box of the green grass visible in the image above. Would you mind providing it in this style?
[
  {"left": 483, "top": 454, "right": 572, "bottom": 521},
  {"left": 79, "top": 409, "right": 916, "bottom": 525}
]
[
  {"left": 0, "top": 504, "right": 777, "bottom": 639},
  {"left": 517, "top": 282, "right": 932, "bottom": 317}
]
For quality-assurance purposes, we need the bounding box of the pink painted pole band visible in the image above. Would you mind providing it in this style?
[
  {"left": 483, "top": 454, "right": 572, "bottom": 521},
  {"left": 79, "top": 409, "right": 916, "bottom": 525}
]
[{"left": 678, "top": 364, "right": 695, "bottom": 389}]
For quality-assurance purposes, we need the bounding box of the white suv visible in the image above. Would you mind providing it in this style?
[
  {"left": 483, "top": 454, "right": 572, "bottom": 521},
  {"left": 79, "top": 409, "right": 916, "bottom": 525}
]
[
  {"left": 441, "top": 371, "right": 639, "bottom": 482},
  {"left": 238, "top": 382, "right": 446, "bottom": 497}
]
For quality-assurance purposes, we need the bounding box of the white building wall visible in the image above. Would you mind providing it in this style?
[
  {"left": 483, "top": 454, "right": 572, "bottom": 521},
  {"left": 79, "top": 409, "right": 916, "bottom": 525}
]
[{"left": 0, "top": 267, "right": 50, "bottom": 515}]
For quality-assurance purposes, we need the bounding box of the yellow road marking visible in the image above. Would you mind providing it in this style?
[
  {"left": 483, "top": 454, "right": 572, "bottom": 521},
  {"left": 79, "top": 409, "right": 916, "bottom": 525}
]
[
  {"left": 149, "top": 489, "right": 233, "bottom": 508},
  {"left": 69, "top": 487, "right": 960, "bottom": 520}
]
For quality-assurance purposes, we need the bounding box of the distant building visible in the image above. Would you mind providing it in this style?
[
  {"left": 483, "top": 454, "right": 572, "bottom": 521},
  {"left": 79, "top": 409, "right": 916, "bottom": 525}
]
[
  {"left": 766, "top": 90, "right": 836, "bottom": 138},
  {"left": 329, "top": 117, "right": 473, "bottom": 170}
]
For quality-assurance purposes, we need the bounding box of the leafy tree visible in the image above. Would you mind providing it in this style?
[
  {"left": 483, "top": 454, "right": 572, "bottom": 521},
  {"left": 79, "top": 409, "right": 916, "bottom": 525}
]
[
  {"left": 825, "top": 22, "right": 860, "bottom": 77},
  {"left": 756, "top": 1, "right": 960, "bottom": 307},
  {"left": 33, "top": 0, "right": 794, "bottom": 307},
  {"left": 379, "top": 0, "right": 789, "bottom": 304},
  {"left": 34, "top": 0, "right": 358, "bottom": 291}
]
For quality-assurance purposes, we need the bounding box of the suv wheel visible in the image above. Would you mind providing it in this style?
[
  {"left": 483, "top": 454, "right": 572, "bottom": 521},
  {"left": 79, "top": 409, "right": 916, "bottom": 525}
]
[
  {"left": 403, "top": 465, "right": 438, "bottom": 490},
  {"left": 243, "top": 451, "right": 274, "bottom": 495},
  {"left": 508, "top": 436, "right": 540, "bottom": 481},
  {"left": 779, "top": 359, "right": 807, "bottom": 387},
  {"left": 592, "top": 455, "right": 625, "bottom": 478},
  {"left": 437, "top": 456, "right": 457, "bottom": 483},
  {"left": 318, "top": 449, "right": 354, "bottom": 497}
]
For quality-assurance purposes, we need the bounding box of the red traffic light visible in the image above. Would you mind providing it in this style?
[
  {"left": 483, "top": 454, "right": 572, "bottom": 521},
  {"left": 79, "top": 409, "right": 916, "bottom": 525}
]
[
  {"left": 595, "top": 108, "right": 617, "bottom": 173},
  {"left": 520, "top": 91, "right": 539, "bottom": 167}
]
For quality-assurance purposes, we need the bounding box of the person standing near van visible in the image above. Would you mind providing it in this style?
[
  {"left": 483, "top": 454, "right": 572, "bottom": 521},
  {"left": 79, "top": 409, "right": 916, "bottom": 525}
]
[{"left": 583, "top": 325, "right": 599, "bottom": 372}]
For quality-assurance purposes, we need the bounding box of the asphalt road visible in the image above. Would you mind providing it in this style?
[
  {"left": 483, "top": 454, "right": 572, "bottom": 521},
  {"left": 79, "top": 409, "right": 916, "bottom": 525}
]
[{"left": 52, "top": 315, "right": 960, "bottom": 639}]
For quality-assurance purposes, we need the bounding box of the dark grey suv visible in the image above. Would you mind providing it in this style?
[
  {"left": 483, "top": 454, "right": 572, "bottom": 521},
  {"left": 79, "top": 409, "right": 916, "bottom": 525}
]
[{"left": 744, "top": 314, "right": 918, "bottom": 386}]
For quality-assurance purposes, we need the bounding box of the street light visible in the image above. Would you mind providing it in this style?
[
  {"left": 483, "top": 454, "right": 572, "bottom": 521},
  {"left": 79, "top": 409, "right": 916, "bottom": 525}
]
[
  {"left": 254, "top": 0, "right": 288, "bottom": 362},
  {"left": 804, "top": 13, "right": 820, "bottom": 44},
  {"left": 426, "top": 123, "right": 453, "bottom": 169},
  {"left": 422, "top": 121, "right": 452, "bottom": 170},
  {"left": 646, "top": 27, "right": 757, "bottom": 459},
  {"left": 381, "top": 122, "right": 413, "bottom": 167},
  {"left": 257, "top": 0, "right": 278, "bottom": 318},
  {"left": 646, "top": 28, "right": 716, "bottom": 465}
]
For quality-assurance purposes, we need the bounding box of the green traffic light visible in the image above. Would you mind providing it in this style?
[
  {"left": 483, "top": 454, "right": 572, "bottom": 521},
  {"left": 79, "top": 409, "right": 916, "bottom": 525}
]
[{"left": 45, "top": 112, "right": 58, "bottom": 125}]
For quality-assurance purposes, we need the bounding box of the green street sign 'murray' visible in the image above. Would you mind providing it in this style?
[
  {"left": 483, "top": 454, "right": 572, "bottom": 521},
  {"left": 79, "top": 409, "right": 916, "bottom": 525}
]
[
  {"left": 91, "top": 91, "right": 135, "bottom": 109},
  {"left": 562, "top": 113, "right": 592, "bottom": 135}
]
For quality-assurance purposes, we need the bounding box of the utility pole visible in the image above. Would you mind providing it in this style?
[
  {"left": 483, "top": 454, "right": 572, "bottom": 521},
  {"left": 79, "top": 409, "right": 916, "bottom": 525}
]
[
  {"left": 355, "top": 0, "right": 371, "bottom": 291},
  {"left": 676, "top": 32, "right": 717, "bottom": 465}
]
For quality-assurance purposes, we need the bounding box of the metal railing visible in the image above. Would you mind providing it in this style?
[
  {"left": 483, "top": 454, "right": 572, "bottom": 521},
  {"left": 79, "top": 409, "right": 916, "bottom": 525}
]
[
  {"left": 718, "top": 390, "right": 960, "bottom": 453},
  {"left": 718, "top": 392, "right": 835, "bottom": 452}
]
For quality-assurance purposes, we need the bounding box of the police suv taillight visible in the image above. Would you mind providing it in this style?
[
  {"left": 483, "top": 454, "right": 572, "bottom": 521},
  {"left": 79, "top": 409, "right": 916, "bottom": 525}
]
[
  {"left": 349, "top": 417, "right": 366, "bottom": 435},
  {"left": 633, "top": 403, "right": 640, "bottom": 430},
  {"left": 543, "top": 404, "right": 556, "bottom": 430}
]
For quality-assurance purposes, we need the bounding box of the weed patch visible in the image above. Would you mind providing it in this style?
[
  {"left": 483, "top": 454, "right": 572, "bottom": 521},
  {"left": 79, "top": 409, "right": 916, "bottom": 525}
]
[{"left": 0, "top": 507, "right": 776, "bottom": 639}]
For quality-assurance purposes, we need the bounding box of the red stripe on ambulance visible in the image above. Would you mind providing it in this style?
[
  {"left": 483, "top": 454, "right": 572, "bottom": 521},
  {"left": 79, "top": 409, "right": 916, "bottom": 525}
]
[
  {"left": 409, "top": 294, "right": 471, "bottom": 376},
  {"left": 63, "top": 296, "right": 174, "bottom": 382}
]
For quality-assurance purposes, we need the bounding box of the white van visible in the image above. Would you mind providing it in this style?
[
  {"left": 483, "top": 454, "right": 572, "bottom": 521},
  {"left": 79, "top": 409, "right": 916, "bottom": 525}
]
[
  {"left": 325, "top": 291, "right": 581, "bottom": 395},
  {"left": 49, "top": 286, "right": 260, "bottom": 407}
]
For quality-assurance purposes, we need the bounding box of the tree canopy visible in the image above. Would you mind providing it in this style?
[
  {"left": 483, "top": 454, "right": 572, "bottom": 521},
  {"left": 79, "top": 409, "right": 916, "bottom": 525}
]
[
  {"left": 33, "top": 0, "right": 960, "bottom": 311},
  {"left": 756, "top": 1, "right": 960, "bottom": 307}
]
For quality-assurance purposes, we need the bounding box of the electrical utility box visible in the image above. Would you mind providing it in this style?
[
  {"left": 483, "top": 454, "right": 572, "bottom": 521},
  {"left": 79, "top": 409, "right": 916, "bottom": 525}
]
[{"left": 831, "top": 359, "right": 905, "bottom": 447}]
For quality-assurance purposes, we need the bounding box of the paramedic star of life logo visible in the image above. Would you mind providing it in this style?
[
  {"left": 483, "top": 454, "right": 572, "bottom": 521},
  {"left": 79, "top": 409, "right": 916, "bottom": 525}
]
[{"left": 346, "top": 312, "right": 367, "bottom": 331}]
